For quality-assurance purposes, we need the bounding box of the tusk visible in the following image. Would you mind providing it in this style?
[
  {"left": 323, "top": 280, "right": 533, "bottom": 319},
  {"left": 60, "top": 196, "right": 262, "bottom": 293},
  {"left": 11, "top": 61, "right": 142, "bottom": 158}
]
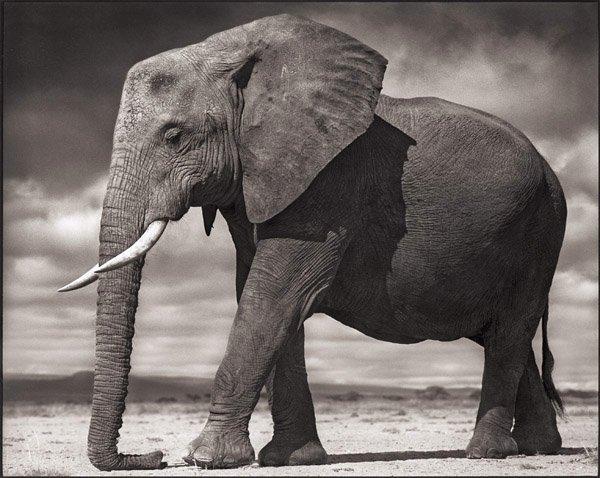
[
  {"left": 94, "top": 220, "right": 168, "bottom": 274},
  {"left": 58, "top": 265, "right": 99, "bottom": 293}
]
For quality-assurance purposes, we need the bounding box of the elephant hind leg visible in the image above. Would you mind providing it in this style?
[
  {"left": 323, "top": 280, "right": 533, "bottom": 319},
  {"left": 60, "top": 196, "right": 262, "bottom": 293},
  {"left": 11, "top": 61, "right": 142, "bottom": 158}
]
[
  {"left": 466, "top": 321, "right": 537, "bottom": 459},
  {"left": 512, "top": 347, "right": 562, "bottom": 455},
  {"left": 468, "top": 335, "right": 563, "bottom": 455},
  {"left": 258, "top": 326, "right": 328, "bottom": 467}
]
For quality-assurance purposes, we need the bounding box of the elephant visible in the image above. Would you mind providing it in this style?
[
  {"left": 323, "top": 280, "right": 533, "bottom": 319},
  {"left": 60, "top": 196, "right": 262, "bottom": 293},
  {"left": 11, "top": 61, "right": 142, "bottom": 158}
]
[{"left": 60, "top": 14, "right": 567, "bottom": 471}]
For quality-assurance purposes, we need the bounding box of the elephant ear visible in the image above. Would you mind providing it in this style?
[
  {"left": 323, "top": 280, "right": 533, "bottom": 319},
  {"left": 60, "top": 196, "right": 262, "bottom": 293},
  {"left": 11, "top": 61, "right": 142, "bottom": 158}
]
[{"left": 200, "top": 14, "right": 387, "bottom": 223}]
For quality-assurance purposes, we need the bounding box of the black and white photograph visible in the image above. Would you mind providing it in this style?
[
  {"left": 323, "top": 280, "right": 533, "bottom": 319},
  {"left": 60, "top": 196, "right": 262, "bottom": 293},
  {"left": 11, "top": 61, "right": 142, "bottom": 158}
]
[{"left": 3, "top": 1, "right": 598, "bottom": 476}]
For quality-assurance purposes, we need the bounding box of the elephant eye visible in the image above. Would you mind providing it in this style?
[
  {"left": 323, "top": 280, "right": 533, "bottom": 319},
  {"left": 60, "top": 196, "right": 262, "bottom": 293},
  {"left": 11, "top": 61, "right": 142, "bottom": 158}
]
[{"left": 163, "top": 127, "right": 182, "bottom": 144}]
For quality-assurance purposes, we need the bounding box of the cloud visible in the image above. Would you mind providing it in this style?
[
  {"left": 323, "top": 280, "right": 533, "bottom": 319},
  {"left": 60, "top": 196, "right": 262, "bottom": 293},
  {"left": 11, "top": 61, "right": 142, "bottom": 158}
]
[
  {"left": 554, "top": 129, "right": 599, "bottom": 202},
  {"left": 3, "top": 3, "right": 597, "bottom": 388},
  {"left": 551, "top": 271, "right": 598, "bottom": 307},
  {"left": 2, "top": 176, "right": 240, "bottom": 376},
  {"left": 5, "top": 4, "right": 596, "bottom": 192},
  {"left": 0, "top": 180, "right": 485, "bottom": 384},
  {"left": 304, "top": 314, "right": 485, "bottom": 387},
  {"left": 4, "top": 91, "right": 117, "bottom": 195},
  {"left": 556, "top": 195, "right": 598, "bottom": 280},
  {"left": 307, "top": 3, "right": 597, "bottom": 143}
]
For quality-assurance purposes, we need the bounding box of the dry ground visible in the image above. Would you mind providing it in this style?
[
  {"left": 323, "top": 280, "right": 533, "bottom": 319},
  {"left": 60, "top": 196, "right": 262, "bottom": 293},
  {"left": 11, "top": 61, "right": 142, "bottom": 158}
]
[{"left": 3, "top": 396, "right": 598, "bottom": 476}]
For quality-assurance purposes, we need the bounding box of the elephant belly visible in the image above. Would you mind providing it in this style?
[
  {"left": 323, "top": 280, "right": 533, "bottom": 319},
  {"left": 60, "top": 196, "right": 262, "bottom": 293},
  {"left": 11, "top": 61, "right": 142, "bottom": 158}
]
[
  {"left": 319, "top": 230, "right": 490, "bottom": 344},
  {"left": 320, "top": 210, "right": 540, "bottom": 345}
]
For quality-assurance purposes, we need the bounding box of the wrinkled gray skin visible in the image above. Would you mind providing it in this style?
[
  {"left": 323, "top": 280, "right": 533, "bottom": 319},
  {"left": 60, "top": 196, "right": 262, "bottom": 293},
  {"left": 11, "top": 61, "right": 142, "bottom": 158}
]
[{"left": 82, "top": 14, "right": 566, "bottom": 470}]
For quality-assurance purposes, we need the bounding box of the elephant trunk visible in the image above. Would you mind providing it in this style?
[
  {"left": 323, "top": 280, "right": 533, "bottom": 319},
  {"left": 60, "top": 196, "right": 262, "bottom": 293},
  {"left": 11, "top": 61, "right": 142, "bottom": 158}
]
[{"left": 87, "top": 153, "right": 163, "bottom": 471}]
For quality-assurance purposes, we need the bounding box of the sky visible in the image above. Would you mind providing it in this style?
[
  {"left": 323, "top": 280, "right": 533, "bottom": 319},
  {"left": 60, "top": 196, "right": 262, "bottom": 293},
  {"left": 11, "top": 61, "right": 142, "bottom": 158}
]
[{"left": 3, "top": 2, "right": 598, "bottom": 389}]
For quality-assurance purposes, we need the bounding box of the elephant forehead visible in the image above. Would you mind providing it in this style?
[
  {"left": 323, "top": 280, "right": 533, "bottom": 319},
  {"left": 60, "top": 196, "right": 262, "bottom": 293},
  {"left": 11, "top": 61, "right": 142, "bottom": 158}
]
[
  {"left": 115, "top": 55, "right": 202, "bottom": 141},
  {"left": 129, "top": 53, "right": 190, "bottom": 89}
]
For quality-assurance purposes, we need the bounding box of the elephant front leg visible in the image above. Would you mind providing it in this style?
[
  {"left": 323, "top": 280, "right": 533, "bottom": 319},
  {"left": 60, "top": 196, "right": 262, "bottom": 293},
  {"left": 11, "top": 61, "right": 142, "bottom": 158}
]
[
  {"left": 183, "top": 232, "right": 346, "bottom": 468},
  {"left": 258, "top": 325, "right": 328, "bottom": 466}
]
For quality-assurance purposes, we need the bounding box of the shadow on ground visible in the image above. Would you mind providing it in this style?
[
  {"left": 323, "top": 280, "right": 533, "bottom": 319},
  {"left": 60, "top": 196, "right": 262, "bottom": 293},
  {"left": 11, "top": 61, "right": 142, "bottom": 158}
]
[
  {"left": 165, "top": 447, "right": 591, "bottom": 469},
  {"left": 328, "top": 447, "right": 589, "bottom": 464}
]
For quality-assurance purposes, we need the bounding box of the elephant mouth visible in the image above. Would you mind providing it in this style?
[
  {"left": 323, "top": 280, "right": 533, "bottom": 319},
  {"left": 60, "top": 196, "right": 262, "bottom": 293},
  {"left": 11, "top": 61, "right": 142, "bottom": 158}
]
[
  {"left": 94, "top": 219, "right": 167, "bottom": 273},
  {"left": 58, "top": 218, "right": 168, "bottom": 292}
]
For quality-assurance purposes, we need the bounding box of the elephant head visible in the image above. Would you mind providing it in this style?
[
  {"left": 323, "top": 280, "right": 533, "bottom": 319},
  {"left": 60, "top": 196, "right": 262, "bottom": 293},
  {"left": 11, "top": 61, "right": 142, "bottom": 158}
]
[{"left": 59, "top": 14, "right": 386, "bottom": 470}]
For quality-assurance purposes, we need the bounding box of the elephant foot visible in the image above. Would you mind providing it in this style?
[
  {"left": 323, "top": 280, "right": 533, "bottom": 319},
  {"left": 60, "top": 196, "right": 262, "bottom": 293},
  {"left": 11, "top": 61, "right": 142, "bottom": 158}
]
[
  {"left": 512, "top": 422, "right": 562, "bottom": 455},
  {"left": 183, "top": 428, "right": 255, "bottom": 469},
  {"left": 258, "top": 436, "right": 328, "bottom": 467},
  {"left": 466, "top": 407, "right": 518, "bottom": 459}
]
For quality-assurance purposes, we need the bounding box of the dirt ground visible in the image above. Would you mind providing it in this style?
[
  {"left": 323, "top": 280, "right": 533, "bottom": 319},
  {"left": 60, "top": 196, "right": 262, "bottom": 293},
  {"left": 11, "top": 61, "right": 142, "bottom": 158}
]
[{"left": 3, "top": 397, "right": 597, "bottom": 476}]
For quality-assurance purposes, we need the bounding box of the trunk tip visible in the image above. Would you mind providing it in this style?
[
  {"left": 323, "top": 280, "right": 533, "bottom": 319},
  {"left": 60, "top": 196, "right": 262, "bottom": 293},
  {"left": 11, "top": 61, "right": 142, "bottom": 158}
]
[{"left": 88, "top": 449, "right": 165, "bottom": 471}]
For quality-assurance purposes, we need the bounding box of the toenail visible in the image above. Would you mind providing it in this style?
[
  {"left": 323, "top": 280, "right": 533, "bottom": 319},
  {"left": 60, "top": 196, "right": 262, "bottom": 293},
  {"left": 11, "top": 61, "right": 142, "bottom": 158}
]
[
  {"left": 470, "top": 447, "right": 483, "bottom": 458},
  {"left": 488, "top": 448, "right": 500, "bottom": 458}
]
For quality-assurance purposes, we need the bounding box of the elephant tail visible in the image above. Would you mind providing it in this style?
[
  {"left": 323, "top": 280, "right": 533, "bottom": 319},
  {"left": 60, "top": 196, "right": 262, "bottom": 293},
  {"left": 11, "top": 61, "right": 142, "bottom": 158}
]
[{"left": 541, "top": 302, "right": 564, "bottom": 417}]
